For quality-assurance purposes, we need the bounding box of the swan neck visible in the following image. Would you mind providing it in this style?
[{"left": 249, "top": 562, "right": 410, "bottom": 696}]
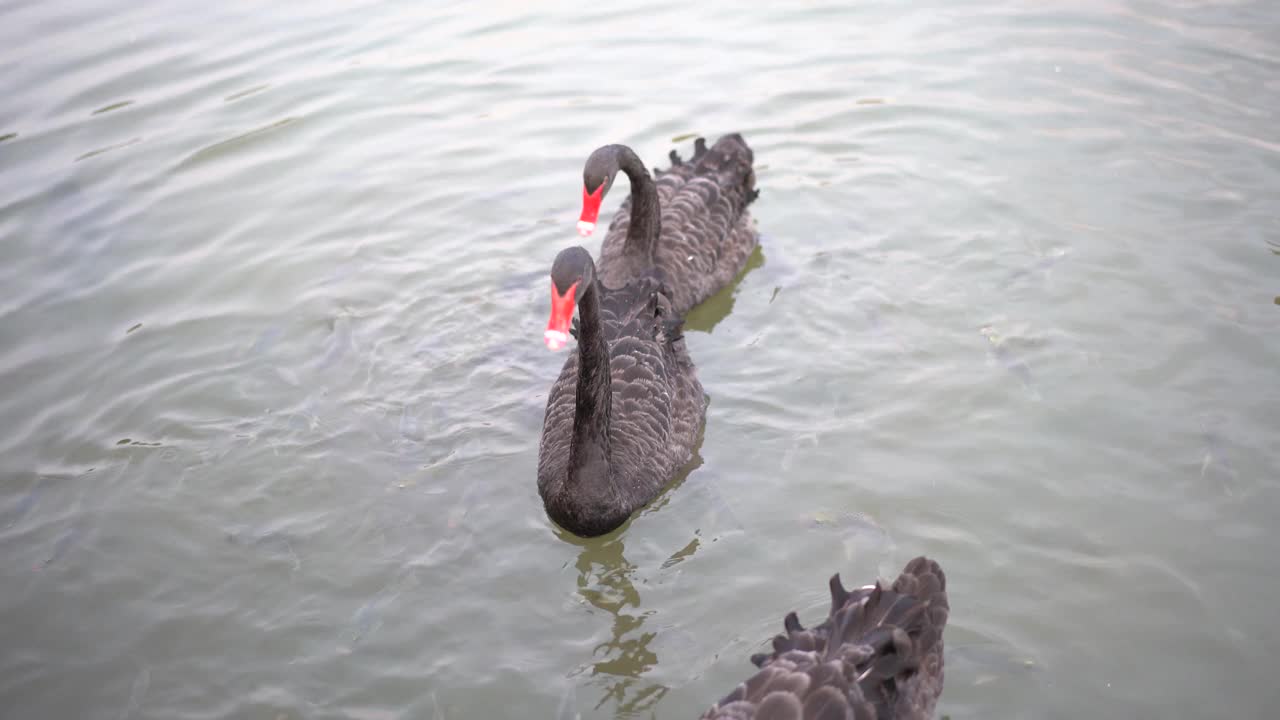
[
  {"left": 568, "top": 279, "right": 612, "bottom": 493},
  {"left": 616, "top": 147, "right": 660, "bottom": 259}
]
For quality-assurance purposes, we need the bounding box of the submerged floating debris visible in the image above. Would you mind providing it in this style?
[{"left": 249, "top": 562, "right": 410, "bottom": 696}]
[
  {"left": 980, "top": 325, "right": 1040, "bottom": 399},
  {"left": 1199, "top": 419, "right": 1238, "bottom": 495},
  {"left": 37, "top": 525, "right": 85, "bottom": 569},
  {"left": 1002, "top": 247, "right": 1070, "bottom": 288}
]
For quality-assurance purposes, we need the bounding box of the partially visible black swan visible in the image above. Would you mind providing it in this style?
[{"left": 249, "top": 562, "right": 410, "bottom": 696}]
[
  {"left": 576, "top": 134, "right": 760, "bottom": 316},
  {"left": 537, "top": 246, "right": 706, "bottom": 537},
  {"left": 701, "top": 557, "right": 949, "bottom": 720}
]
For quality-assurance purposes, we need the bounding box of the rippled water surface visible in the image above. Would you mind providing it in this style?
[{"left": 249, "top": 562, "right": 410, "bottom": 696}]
[{"left": 3, "top": 1, "right": 1279, "bottom": 718}]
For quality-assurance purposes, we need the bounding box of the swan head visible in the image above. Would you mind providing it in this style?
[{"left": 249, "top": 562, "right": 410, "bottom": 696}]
[
  {"left": 579, "top": 146, "right": 623, "bottom": 236},
  {"left": 545, "top": 247, "right": 594, "bottom": 351}
]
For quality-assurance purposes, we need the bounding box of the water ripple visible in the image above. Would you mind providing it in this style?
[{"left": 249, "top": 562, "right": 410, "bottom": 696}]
[{"left": 1, "top": 1, "right": 1279, "bottom": 719}]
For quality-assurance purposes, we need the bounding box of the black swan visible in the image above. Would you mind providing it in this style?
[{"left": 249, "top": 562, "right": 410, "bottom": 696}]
[
  {"left": 576, "top": 133, "right": 760, "bottom": 316},
  {"left": 537, "top": 246, "right": 706, "bottom": 537},
  {"left": 701, "top": 557, "right": 949, "bottom": 720}
]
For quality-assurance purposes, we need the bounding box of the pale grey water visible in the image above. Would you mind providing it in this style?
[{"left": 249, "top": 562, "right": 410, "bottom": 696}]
[{"left": 2, "top": 0, "right": 1278, "bottom": 718}]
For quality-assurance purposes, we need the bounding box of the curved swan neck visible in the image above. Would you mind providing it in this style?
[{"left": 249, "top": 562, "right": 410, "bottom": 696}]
[
  {"left": 611, "top": 146, "right": 661, "bottom": 259},
  {"left": 568, "top": 278, "right": 613, "bottom": 492}
]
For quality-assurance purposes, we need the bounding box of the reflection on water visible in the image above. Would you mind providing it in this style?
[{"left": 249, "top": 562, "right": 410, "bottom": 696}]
[
  {"left": 682, "top": 245, "right": 766, "bottom": 334},
  {"left": 571, "top": 536, "right": 668, "bottom": 716},
  {"left": 565, "top": 517, "right": 718, "bottom": 717}
]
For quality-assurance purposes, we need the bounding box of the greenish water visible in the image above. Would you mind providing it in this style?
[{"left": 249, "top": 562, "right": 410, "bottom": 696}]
[{"left": 2, "top": 1, "right": 1278, "bottom": 718}]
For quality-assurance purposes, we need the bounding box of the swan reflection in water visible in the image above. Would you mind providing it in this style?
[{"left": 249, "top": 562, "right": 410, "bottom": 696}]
[
  {"left": 555, "top": 441, "right": 753, "bottom": 717},
  {"left": 682, "top": 243, "right": 766, "bottom": 335},
  {"left": 569, "top": 535, "right": 671, "bottom": 716}
]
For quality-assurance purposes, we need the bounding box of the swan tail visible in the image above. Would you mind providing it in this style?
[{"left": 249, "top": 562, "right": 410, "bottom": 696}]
[
  {"left": 655, "top": 148, "right": 688, "bottom": 178},
  {"left": 688, "top": 134, "right": 757, "bottom": 209},
  {"left": 723, "top": 558, "right": 946, "bottom": 720}
]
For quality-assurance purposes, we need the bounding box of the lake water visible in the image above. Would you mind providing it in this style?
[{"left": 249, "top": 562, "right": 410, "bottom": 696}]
[{"left": 2, "top": 1, "right": 1278, "bottom": 718}]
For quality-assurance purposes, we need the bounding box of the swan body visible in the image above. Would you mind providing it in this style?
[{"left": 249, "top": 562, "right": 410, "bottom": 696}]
[
  {"left": 701, "top": 557, "right": 949, "bottom": 720},
  {"left": 536, "top": 247, "right": 706, "bottom": 537},
  {"left": 578, "top": 134, "right": 760, "bottom": 316}
]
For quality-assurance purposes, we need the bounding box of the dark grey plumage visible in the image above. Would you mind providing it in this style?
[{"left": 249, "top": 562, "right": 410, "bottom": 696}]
[
  {"left": 586, "top": 134, "right": 760, "bottom": 316},
  {"left": 700, "top": 557, "right": 949, "bottom": 720},
  {"left": 536, "top": 247, "right": 706, "bottom": 537}
]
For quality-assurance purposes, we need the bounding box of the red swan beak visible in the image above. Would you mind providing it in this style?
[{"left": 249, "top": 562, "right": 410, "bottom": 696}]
[
  {"left": 545, "top": 279, "right": 579, "bottom": 350},
  {"left": 577, "top": 183, "right": 604, "bottom": 236}
]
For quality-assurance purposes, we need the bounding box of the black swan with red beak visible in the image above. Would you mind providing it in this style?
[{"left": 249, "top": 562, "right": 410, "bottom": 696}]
[
  {"left": 536, "top": 246, "right": 705, "bottom": 537},
  {"left": 577, "top": 133, "right": 760, "bottom": 316},
  {"left": 701, "top": 557, "right": 950, "bottom": 720}
]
